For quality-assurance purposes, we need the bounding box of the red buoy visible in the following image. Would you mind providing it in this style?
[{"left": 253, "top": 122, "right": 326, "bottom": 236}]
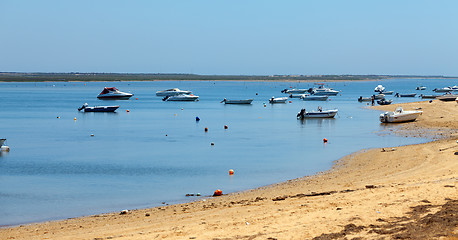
[
  {"left": 229, "top": 169, "right": 234, "bottom": 175},
  {"left": 213, "top": 189, "right": 222, "bottom": 196},
  {"left": 323, "top": 138, "right": 328, "bottom": 143},
  {"left": 224, "top": 125, "right": 228, "bottom": 129},
  {"left": 205, "top": 127, "right": 208, "bottom": 132}
]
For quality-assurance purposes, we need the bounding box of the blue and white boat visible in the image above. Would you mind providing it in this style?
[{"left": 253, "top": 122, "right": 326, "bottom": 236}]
[{"left": 78, "top": 103, "right": 119, "bottom": 112}]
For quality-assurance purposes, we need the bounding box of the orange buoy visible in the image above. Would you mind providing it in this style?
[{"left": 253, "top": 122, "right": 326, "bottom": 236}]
[
  {"left": 213, "top": 189, "right": 222, "bottom": 196},
  {"left": 205, "top": 127, "right": 208, "bottom": 132},
  {"left": 135, "top": 98, "right": 138, "bottom": 100},
  {"left": 229, "top": 169, "right": 234, "bottom": 175},
  {"left": 224, "top": 125, "right": 228, "bottom": 129},
  {"left": 127, "top": 109, "right": 130, "bottom": 112},
  {"left": 323, "top": 138, "right": 328, "bottom": 143},
  {"left": 74, "top": 117, "right": 77, "bottom": 121},
  {"left": 289, "top": 101, "right": 292, "bottom": 103}
]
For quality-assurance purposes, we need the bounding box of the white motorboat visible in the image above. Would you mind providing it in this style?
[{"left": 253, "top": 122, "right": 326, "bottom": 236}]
[
  {"left": 297, "top": 107, "right": 338, "bottom": 119},
  {"left": 269, "top": 97, "right": 288, "bottom": 103},
  {"left": 281, "top": 88, "right": 308, "bottom": 94},
  {"left": 289, "top": 94, "right": 307, "bottom": 98},
  {"left": 78, "top": 103, "right": 119, "bottom": 112},
  {"left": 97, "top": 87, "right": 133, "bottom": 100},
  {"left": 416, "top": 86, "right": 427, "bottom": 90},
  {"left": 437, "top": 94, "right": 458, "bottom": 102},
  {"left": 310, "top": 86, "right": 339, "bottom": 95},
  {"left": 163, "top": 94, "right": 199, "bottom": 101},
  {"left": 221, "top": 98, "right": 253, "bottom": 104},
  {"left": 379, "top": 107, "right": 422, "bottom": 123},
  {"left": 156, "top": 88, "right": 192, "bottom": 96},
  {"left": 433, "top": 87, "right": 454, "bottom": 93},
  {"left": 374, "top": 85, "right": 385, "bottom": 93},
  {"left": 301, "top": 95, "right": 328, "bottom": 101}
]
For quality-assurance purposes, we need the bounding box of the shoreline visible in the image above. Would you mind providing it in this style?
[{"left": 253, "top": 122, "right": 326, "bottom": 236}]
[{"left": 1, "top": 100, "right": 457, "bottom": 239}]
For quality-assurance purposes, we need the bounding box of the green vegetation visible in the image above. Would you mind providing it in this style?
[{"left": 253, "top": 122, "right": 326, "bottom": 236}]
[{"left": 0, "top": 72, "right": 455, "bottom": 82}]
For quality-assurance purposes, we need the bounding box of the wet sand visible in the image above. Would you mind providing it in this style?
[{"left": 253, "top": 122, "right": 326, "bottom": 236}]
[{"left": 1, "top": 100, "right": 457, "bottom": 239}]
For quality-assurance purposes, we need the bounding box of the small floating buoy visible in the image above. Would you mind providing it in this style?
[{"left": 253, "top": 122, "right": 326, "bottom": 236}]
[
  {"left": 289, "top": 101, "right": 292, "bottom": 103},
  {"left": 323, "top": 138, "right": 328, "bottom": 143},
  {"left": 229, "top": 169, "right": 234, "bottom": 175},
  {"left": 210, "top": 142, "right": 215, "bottom": 146},
  {"left": 57, "top": 116, "right": 60, "bottom": 119},
  {"left": 136, "top": 98, "right": 138, "bottom": 100},
  {"left": 126, "top": 109, "right": 130, "bottom": 113},
  {"left": 224, "top": 125, "right": 228, "bottom": 129},
  {"left": 1, "top": 146, "right": 10, "bottom": 152},
  {"left": 213, "top": 189, "right": 222, "bottom": 196},
  {"left": 205, "top": 127, "right": 208, "bottom": 132},
  {"left": 256, "top": 93, "right": 258, "bottom": 95},
  {"left": 196, "top": 117, "right": 200, "bottom": 121},
  {"left": 74, "top": 117, "right": 77, "bottom": 121},
  {"left": 181, "top": 108, "right": 183, "bottom": 110},
  {"left": 90, "top": 134, "right": 94, "bottom": 137}
]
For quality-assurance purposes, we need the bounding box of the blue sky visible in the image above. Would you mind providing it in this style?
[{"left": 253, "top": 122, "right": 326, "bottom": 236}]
[{"left": 1, "top": 0, "right": 457, "bottom": 75}]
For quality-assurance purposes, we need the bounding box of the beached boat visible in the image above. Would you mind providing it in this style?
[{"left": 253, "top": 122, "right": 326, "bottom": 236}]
[
  {"left": 297, "top": 107, "right": 338, "bottom": 119},
  {"left": 221, "top": 98, "right": 253, "bottom": 104},
  {"left": 416, "top": 86, "right": 427, "bottom": 90},
  {"left": 395, "top": 93, "right": 416, "bottom": 97},
  {"left": 420, "top": 94, "right": 440, "bottom": 99},
  {"left": 436, "top": 94, "right": 458, "bottom": 101},
  {"left": 379, "top": 107, "right": 422, "bottom": 123},
  {"left": 78, "top": 103, "right": 119, "bottom": 112},
  {"left": 163, "top": 94, "right": 199, "bottom": 101},
  {"left": 156, "top": 88, "right": 192, "bottom": 96},
  {"left": 374, "top": 85, "right": 385, "bottom": 93},
  {"left": 301, "top": 95, "right": 328, "bottom": 101},
  {"left": 289, "top": 94, "right": 307, "bottom": 98},
  {"left": 269, "top": 97, "right": 288, "bottom": 103},
  {"left": 433, "top": 87, "right": 454, "bottom": 93},
  {"left": 281, "top": 88, "right": 308, "bottom": 94},
  {"left": 377, "top": 99, "right": 393, "bottom": 105},
  {"left": 97, "top": 87, "right": 133, "bottom": 100}
]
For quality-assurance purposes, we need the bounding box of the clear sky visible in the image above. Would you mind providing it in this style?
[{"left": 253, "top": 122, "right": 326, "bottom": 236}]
[{"left": 1, "top": 0, "right": 457, "bottom": 75}]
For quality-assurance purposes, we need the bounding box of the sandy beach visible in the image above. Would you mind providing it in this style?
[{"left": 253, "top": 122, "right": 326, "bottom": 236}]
[{"left": 1, "top": 100, "right": 457, "bottom": 240}]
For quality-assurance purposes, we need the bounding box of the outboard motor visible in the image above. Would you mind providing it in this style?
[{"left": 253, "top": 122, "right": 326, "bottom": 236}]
[
  {"left": 308, "top": 88, "right": 313, "bottom": 93},
  {"left": 297, "top": 108, "right": 306, "bottom": 119},
  {"left": 162, "top": 96, "right": 170, "bottom": 101},
  {"left": 281, "top": 89, "right": 287, "bottom": 93},
  {"left": 78, "top": 103, "right": 88, "bottom": 111}
]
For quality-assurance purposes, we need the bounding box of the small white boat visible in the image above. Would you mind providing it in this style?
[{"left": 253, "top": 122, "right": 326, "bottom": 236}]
[
  {"left": 269, "top": 97, "right": 288, "bottom": 103},
  {"left": 437, "top": 94, "right": 458, "bottom": 101},
  {"left": 310, "top": 86, "right": 339, "bottom": 95},
  {"left": 379, "top": 107, "right": 422, "bottom": 123},
  {"left": 156, "top": 88, "right": 192, "bottom": 96},
  {"left": 433, "top": 87, "right": 454, "bottom": 93},
  {"left": 97, "top": 87, "right": 133, "bottom": 100},
  {"left": 289, "top": 94, "right": 307, "bottom": 98},
  {"left": 221, "top": 98, "right": 253, "bottom": 104},
  {"left": 297, "top": 107, "right": 338, "bottom": 119},
  {"left": 395, "top": 93, "right": 416, "bottom": 97},
  {"left": 163, "top": 94, "right": 199, "bottom": 101},
  {"left": 301, "top": 95, "right": 328, "bottom": 101},
  {"left": 374, "top": 85, "right": 385, "bottom": 93},
  {"left": 78, "top": 103, "right": 119, "bottom": 112},
  {"left": 281, "top": 88, "right": 308, "bottom": 94},
  {"left": 416, "top": 86, "right": 427, "bottom": 90}
]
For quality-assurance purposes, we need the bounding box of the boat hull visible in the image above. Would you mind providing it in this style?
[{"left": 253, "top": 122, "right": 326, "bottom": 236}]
[
  {"left": 223, "top": 99, "right": 253, "bottom": 104},
  {"left": 298, "top": 109, "right": 338, "bottom": 119},
  {"left": 302, "top": 96, "right": 328, "bottom": 101},
  {"left": 97, "top": 94, "right": 133, "bottom": 100},
  {"left": 269, "top": 97, "right": 288, "bottom": 103},
  {"left": 156, "top": 90, "right": 192, "bottom": 96},
  {"left": 437, "top": 95, "right": 458, "bottom": 101},
  {"left": 312, "top": 90, "right": 339, "bottom": 96},
  {"left": 83, "top": 106, "right": 119, "bottom": 112},
  {"left": 164, "top": 95, "right": 199, "bottom": 101}
]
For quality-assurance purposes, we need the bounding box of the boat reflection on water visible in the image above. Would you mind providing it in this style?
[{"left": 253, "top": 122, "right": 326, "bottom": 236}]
[{"left": 297, "top": 117, "right": 336, "bottom": 128}]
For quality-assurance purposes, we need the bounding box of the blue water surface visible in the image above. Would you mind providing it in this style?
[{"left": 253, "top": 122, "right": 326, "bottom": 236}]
[{"left": 0, "top": 78, "right": 455, "bottom": 225}]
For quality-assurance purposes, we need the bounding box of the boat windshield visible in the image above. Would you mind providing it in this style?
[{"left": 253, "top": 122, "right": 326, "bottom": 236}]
[{"left": 99, "top": 87, "right": 118, "bottom": 94}]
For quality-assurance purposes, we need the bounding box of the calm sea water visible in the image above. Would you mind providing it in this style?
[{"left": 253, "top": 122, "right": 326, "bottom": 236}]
[{"left": 0, "top": 78, "right": 455, "bottom": 226}]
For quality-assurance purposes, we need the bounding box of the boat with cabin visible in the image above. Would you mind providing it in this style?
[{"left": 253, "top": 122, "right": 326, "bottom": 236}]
[
  {"left": 379, "top": 107, "right": 422, "bottom": 123},
  {"left": 78, "top": 103, "right": 119, "bottom": 112},
  {"left": 309, "top": 86, "right": 339, "bottom": 96},
  {"left": 297, "top": 107, "right": 338, "bottom": 119},
  {"left": 97, "top": 87, "right": 133, "bottom": 100},
  {"left": 156, "top": 88, "right": 192, "bottom": 96}
]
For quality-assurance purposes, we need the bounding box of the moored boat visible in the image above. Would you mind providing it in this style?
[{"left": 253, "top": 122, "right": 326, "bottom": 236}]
[
  {"left": 433, "top": 87, "right": 454, "bottom": 93},
  {"left": 377, "top": 99, "right": 393, "bottom": 105},
  {"left": 301, "top": 95, "right": 328, "bottom": 101},
  {"left": 269, "top": 97, "right": 288, "bottom": 103},
  {"left": 221, "top": 98, "right": 253, "bottom": 104},
  {"left": 297, "top": 107, "right": 338, "bottom": 119},
  {"left": 289, "top": 94, "right": 307, "bottom": 98},
  {"left": 381, "top": 90, "right": 394, "bottom": 95},
  {"left": 416, "top": 86, "right": 427, "bottom": 90},
  {"left": 420, "top": 94, "right": 440, "bottom": 99},
  {"left": 156, "top": 88, "right": 192, "bottom": 96},
  {"left": 358, "top": 96, "right": 372, "bottom": 102},
  {"left": 97, "top": 87, "right": 133, "bottom": 100},
  {"left": 374, "top": 94, "right": 385, "bottom": 99},
  {"left": 379, "top": 107, "right": 422, "bottom": 123},
  {"left": 78, "top": 103, "right": 119, "bottom": 112},
  {"left": 437, "top": 94, "right": 458, "bottom": 101},
  {"left": 281, "top": 88, "right": 308, "bottom": 94},
  {"left": 309, "top": 86, "right": 339, "bottom": 95},
  {"left": 395, "top": 93, "right": 416, "bottom": 97},
  {"left": 163, "top": 94, "right": 199, "bottom": 101}
]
